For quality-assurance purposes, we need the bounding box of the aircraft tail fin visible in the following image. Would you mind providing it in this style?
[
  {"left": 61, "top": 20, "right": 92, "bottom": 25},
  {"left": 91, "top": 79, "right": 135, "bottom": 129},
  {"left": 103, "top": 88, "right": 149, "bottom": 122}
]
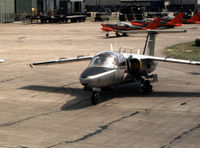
[
  {"left": 190, "top": 11, "right": 200, "bottom": 22},
  {"left": 169, "top": 12, "right": 184, "bottom": 25},
  {"left": 143, "top": 33, "right": 156, "bottom": 56},
  {"left": 146, "top": 17, "right": 160, "bottom": 29}
]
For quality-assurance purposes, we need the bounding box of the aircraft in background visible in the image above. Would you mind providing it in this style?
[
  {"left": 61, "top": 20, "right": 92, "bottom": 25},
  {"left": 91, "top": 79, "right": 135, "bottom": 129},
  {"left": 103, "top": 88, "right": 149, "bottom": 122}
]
[
  {"left": 183, "top": 11, "right": 200, "bottom": 24},
  {"left": 101, "top": 17, "right": 160, "bottom": 37},
  {"left": 0, "top": 59, "right": 4, "bottom": 63},
  {"left": 131, "top": 12, "right": 184, "bottom": 28},
  {"left": 30, "top": 30, "right": 200, "bottom": 105}
]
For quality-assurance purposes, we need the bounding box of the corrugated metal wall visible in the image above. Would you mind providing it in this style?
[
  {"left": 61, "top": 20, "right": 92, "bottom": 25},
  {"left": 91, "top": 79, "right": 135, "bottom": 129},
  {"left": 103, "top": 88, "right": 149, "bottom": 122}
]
[
  {"left": 15, "top": 0, "right": 32, "bottom": 14},
  {"left": 0, "top": 0, "right": 15, "bottom": 23}
]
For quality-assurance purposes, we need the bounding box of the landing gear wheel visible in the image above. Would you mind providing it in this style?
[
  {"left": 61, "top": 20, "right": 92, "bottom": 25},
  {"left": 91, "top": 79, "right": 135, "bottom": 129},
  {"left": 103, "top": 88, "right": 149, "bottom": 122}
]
[
  {"left": 142, "top": 80, "right": 153, "bottom": 93},
  {"left": 122, "top": 33, "right": 127, "bottom": 36},
  {"left": 91, "top": 92, "right": 99, "bottom": 105},
  {"left": 106, "top": 33, "right": 109, "bottom": 37},
  {"left": 116, "top": 32, "right": 120, "bottom": 37}
]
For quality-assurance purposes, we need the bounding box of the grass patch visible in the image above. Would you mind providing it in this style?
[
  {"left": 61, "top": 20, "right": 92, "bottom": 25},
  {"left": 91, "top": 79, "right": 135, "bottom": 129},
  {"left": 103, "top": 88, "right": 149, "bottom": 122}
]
[{"left": 164, "top": 41, "right": 200, "bottom": 61}]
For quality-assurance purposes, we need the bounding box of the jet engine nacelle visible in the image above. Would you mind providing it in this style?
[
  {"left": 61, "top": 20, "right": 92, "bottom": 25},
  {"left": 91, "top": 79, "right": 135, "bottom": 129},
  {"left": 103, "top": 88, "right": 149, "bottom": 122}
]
[
  {"left": 127, "top": 58, "right": 141, "bottom": 75},
  {"left": 127, "top": 58, "right": 157, "bottom": 76}
]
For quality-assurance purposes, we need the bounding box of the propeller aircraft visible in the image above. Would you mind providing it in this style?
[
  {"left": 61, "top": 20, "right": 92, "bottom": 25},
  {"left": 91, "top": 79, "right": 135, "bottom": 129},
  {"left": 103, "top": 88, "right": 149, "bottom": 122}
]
[{"left": 30, "top": 30, "right": 200, "bottom": 105}]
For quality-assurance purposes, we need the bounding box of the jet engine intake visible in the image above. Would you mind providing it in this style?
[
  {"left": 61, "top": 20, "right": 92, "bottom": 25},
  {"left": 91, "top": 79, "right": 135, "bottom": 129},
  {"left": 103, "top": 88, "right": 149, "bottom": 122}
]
[{"left": 127, "top": 58, "right": 142, "bottom": 75}]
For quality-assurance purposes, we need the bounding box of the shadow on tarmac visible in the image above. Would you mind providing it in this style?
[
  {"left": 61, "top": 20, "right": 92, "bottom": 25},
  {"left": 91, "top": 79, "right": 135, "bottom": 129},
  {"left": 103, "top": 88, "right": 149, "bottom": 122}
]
[{"left": 21, "top": 84, "right": 200, "bottom": 111}]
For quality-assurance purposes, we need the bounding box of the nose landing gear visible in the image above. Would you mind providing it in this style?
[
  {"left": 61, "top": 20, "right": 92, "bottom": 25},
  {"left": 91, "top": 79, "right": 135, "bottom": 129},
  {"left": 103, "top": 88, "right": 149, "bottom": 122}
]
[{"left": 91, "top": 92, "right": 100, "bottom": 105}]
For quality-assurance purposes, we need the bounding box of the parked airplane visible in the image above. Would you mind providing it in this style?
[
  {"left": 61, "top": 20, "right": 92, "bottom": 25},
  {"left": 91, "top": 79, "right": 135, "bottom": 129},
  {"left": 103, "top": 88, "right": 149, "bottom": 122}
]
[
  {"left": 30, "top": 30, "right": 200, "bottom": 105},
  {"left": 101, "top": 17, "right": 160, "bottom": 37},
  {"left": 183, "top": 11, "right": 200, "bottom": 24},
  {"left": 131, "top": 12, "right": 184, "bottom": 28}
]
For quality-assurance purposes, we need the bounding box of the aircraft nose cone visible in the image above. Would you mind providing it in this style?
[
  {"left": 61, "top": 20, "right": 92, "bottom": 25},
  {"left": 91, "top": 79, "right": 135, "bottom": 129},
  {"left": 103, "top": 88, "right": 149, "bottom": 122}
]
[
  {"left": 80, "top": 67, "right": 109, "bottom": 78},
  {"left": 80, "top": 67, "right": 114, "bottom": 86}
]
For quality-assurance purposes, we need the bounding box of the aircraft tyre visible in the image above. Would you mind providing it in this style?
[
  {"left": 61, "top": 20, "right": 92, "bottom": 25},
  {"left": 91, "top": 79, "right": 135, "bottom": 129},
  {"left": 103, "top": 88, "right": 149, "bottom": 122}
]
[
  {"left": 122, "top": 33, "right": 127, "bottom": 36},
  {"left": 106, "top": 33, "right": 109, "bottom": 37},
  {"left": 142, "top": 80, "right": 152, "bottom": 93},
  {"left": 91, "top": 92, "right": 99, "bottom": 105},
  {"left": 116, "top": 32, "right": 120, "bottom": 37}
]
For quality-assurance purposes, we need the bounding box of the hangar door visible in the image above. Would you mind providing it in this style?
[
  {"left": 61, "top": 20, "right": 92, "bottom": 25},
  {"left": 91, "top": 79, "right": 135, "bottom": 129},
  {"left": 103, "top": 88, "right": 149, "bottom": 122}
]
[
  {"left": 37, "top": 0, "right": 43, "bottom": 13},
  {"left": 15, "top": 0, "right": 32, "bottom": 14}
]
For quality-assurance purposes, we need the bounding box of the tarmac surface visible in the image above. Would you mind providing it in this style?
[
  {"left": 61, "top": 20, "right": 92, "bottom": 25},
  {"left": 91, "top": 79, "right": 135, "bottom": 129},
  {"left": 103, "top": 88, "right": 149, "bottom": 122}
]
[{"left": 0, "top": 21, "right": 200, "bottom": 148}]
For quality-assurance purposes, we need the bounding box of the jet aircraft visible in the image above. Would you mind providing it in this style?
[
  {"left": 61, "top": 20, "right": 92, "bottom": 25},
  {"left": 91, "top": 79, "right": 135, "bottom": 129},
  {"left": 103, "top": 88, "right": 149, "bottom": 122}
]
[
  {"left": 101, "top": 17, "right": 160, "bottom": 37},
  {"left": 131, "top": 12, "right": 184, "bottom": 28},
  {"left": 30, "top": 30, "right": 200, "bottom": 105},
  {"left": 183, "top": 11, "right": 200, "bottom": 24}
]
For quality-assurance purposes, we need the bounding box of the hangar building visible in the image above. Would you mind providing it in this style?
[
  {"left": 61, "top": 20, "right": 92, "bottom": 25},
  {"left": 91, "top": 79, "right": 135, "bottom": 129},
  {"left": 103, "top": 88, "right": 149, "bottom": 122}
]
[
  {"left": 0, "top": 0, "right": 15, "bottom": 23},
  {"left": 0, "top": 0, "right": 85, "bottom": 22}
]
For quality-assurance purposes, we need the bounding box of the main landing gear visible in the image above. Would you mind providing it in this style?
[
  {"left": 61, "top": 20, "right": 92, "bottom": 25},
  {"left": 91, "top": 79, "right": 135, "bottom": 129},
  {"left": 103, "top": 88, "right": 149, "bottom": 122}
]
[
  {"left": 106, "top": 33, "right": 109, "bottom": 38},
  {"left": 142, "top": 80, "right": 153, "bottom": 93},
  {"left": 91, "top": 92, "right": 100, "bottom": 105},
  {"left": 90, "top": 79, "right": 153, "bottom": 105},
  {"left": 115, "top": 32, "right": 120, "bottom": 37}
]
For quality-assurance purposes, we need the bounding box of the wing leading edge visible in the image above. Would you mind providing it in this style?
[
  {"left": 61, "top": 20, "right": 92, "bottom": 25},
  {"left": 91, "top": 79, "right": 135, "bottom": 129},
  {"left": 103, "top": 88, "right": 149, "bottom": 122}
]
[
  {"left": 136, "top": 54, "right": 200, "bottom": 65},
  {"left": 30, "top": 56, "right": 93, "bottom": 67}
]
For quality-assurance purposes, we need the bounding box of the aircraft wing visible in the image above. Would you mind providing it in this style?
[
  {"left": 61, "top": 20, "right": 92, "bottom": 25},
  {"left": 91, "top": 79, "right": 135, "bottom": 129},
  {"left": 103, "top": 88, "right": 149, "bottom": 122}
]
[
  {"left": 0, "top": 59, "right": 5, "bottom": 63},
  {"left": 125, "top": 53, "right": 200, "bottom": 65},
  {"left": 30, "top": 56, "right": 93, "bottom": 67},
  {"left": 140, "top": 55, "right": 200, "bottom": 65}
]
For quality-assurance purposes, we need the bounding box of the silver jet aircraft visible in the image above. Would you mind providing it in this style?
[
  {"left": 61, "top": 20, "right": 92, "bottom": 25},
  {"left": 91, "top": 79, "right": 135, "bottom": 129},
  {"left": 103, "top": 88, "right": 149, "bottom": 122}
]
[{"left": 30, "top": 30, "right": 200, "bottom": 105}]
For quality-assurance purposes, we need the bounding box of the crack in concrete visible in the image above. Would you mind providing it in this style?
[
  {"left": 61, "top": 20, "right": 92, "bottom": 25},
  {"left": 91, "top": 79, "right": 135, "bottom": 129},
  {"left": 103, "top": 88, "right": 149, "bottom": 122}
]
[
  {"left": 0, "top": 97, "right": 89, "bottom": 128},
  {"left": 160, "top": 124, "right": 200, "bottom": 148},
  {"left": 0, "top": 82, "right": 85, "bottom": 127},
  {"left": 0, "top": 82, "right": 89, "bottom": 127},
  {"left": 0, "top": 76, "right": 23, "bottom": 83},
  {"left": 47, "top": 111, "right": 139, "bottom": 148},
  {"left": 0, "top": 111, "right": 59, "bottom": 127}
]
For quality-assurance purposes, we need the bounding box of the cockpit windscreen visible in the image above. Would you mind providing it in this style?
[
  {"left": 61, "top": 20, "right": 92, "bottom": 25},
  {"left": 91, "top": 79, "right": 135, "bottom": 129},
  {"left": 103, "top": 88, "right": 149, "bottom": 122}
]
[{"left": 89, "top": 54, "right": 118, "bottom": 68}]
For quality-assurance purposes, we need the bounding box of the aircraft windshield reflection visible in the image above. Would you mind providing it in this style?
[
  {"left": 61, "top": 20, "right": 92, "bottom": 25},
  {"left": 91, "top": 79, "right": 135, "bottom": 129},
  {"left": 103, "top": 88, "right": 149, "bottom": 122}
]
[{"left": 89, "top": 53, "right": 118, "bottom": 68}]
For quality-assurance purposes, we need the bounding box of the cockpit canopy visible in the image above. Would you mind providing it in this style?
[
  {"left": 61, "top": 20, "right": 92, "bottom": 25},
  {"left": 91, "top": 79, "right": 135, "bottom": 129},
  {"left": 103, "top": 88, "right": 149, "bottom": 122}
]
[{"left": 89, "top": 52, "right": 125, "bottom": 68}]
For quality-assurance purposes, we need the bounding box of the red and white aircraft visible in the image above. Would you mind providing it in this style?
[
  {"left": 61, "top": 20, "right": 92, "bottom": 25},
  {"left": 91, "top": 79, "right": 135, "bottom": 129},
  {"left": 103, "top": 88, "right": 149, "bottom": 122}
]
[
  {"left": 131, "top": 12, "right": 184, "bottom": 28},
  {"left": 101, "top": 17, "right": 160, "bottom": 37}
]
